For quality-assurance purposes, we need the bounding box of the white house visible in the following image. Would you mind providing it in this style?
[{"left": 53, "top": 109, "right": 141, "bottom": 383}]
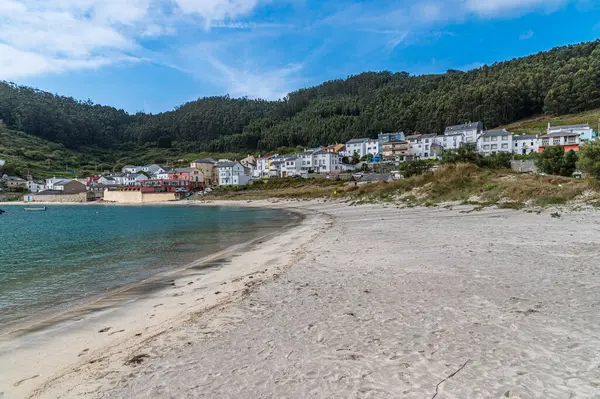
[
  {"left": 141, "top": 164, "right": 165, "bottom": 175},
  {"left": 255, "top": 154, "right": 276, "bottom": 178},
  {"left": 98, "top": 176, "right": 119, "bottom": 186},
  {"left": 312, "top": 150, "right": 342, "bottom": 173},
  {"left": 26, "top": 180, "right": 44, "bottom": 193},
  {"left": 364, "top": 139, "right": 380, "bottom": 157},
  {"left": 124, "top": 173, "right": 146, "bottom": 186},
  {"left": 45, "top": 177, "right": 69, "bottom": 191},
  {"left": 154, "top": 167, "right": 172, "bottom": 180},
  {"left": 444, "top": 121, "right": 484, "bottom": 144},
  {"left": 345, "top": 138, "right": 369, "bottom": 158},
  {"left": 513, "top": 135, "right": 539, "bottom": 155},
  {"left": 539, "top": 131, "right": 581, "bottom": 152},
  {"left": 282, "top": 156, "right": 302, "bottom": 177},
  {"left": 216, "top": 161, "right": 252, "bottom": 186},
  {"left": 548, "top": 123, "right": 595, "bottom": 142},
  {"left": 478, "top": 129, "right": 513, "bottom": 154},
  {"left": 268, "top": 156, "right": 286, "bottom": 178},
  {"left": 122, "top": 165, "right": 142, "bottom": 174},
  {"left": 406, "top": 133, "right": 438, "bottom": 159},
  {"left": 435, "top": 133, "right": 464, "bottom": 151}
]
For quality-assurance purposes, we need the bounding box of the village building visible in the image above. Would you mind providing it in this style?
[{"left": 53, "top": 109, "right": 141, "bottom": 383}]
[
  {"left": 406, "top": 133, "right": 438, "bottom": 160},
  {"left": 216, "top": 161, "right": 252, "bottom": 186},
  {"left": 2, "top": 175, "right": 27, "bottom": 189},
  {"left": 364, "top": 139, "right": 380, "bottom": 157},
  {"left": 539, "top": 131, "right": 581, "bottom": 152},
  {"left": 478, "top": 129, "right": 514, "bottom": 154},
  {"left": 513, "top": 135, "right": 539, "bottom": 155},
  {"left": 344, "top": 138, "right": 369, "bottom": 158},
  {"left": 435, "top": 133, "right": 465, "bottom": 151},
  {"left": 255, "top": 155, "right": 276, "bottom": 178},
  {"left": 378, "top": 132, "right": 405, "bottom": 143},
  {"left": 381, "top": 140, "right": 411, "bottom": 162},
  {"left": 53, "top": 179, "right": 87, "bottom": 194},
  {"left": 548, "top": 123, "right": 595, "bottom": 142},
  {"left": 445, "top": 121, "right": 484, "bottom": 144}
]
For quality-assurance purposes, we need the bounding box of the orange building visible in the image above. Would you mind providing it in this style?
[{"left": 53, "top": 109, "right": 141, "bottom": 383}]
[{"left": 538, "top": 131, "right": 580, "bottom": 153}]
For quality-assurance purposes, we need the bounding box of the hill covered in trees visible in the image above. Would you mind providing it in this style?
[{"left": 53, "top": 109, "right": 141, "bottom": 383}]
[{"left": 1, "top": 40, "right": 599, "bottom": 153}]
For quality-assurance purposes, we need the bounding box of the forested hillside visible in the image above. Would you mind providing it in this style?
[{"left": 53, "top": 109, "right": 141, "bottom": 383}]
[{"left": 1, "top": 40, "right": 599, "bottom": 153}]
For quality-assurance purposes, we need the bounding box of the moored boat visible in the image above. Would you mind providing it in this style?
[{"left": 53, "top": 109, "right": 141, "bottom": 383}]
[{"left": 24, "top": 206, "right": 47, "bottom": 212}]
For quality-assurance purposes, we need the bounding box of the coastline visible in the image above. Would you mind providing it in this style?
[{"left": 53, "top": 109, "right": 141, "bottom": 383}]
[
  {"left": 3, "top": 200, "right": 600, "bottom": 398},
  {"left": 0, "top": 201, "right": 318, "bottom": 398}
]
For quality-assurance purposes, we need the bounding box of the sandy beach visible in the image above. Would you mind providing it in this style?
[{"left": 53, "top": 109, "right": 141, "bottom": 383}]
[{"left": 2, "top": 200, "right": 600, "bottom": 398}]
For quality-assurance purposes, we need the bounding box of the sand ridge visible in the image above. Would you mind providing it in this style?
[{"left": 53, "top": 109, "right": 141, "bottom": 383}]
[{"left": 2, "top": 201, "right": 600, "bottom": 398}]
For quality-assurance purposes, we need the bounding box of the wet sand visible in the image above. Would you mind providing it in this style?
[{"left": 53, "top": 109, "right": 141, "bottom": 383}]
[{"left": 2, "top": 201, "right": 600, "bottom": 398}]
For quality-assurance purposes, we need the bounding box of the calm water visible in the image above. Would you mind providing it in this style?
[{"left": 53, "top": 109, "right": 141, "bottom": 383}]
[{"left": 0, "top": 205, "right": 293, "bottom": 326}]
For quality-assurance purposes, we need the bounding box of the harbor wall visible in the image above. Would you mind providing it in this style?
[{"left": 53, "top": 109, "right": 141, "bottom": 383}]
[
  {"left": 23, "top": 192, "right": 92, "bottom": 203},
  {"left": 103, "top": 190, "right": 177, "bottom": 203}
]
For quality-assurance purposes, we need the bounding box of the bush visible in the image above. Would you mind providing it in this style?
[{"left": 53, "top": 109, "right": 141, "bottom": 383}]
[
  {"left": 577, "top": 141, "right": 600, "bottom": 179},
  {"left": 536, "top": 146, "right": 578, "bottom": 177}
]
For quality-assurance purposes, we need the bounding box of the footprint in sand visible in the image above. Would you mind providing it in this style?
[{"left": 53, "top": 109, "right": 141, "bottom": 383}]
[
  {"left": 108, "top": 329, "right": 125, "bottom": 336},
  {"left": 78, "top": 348, "right": 90, "bottom": 357},
  {"left": 98, "top": 327, "right": 111, "bottom": 333}
]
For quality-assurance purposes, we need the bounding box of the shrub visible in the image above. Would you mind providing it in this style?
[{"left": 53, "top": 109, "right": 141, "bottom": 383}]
[{"left": 577, "top": 141, "right": 600, "bottom": 179}]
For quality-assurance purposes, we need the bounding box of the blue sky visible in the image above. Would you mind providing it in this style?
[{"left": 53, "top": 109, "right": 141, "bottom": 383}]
[{"left": 1, "top": 0, "right": 599, "bottom": 113}]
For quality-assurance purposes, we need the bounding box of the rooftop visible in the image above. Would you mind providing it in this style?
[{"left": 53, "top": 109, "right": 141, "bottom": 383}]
[
  {"left": 542, "top": 131, "right": 580, "bottom": 138},
  {"left": 481, "top": 129, "right": 511, "bottom": 137},
  {"left": 548, "top": 124, "right": 591, "bottom": 131},
  {"left": 445, "top": 121, "right": 483, "bottom": 133},
  {"left": 346, "top": 138, "right": 369, "bottom": 144},
  {"left": 514, "top": 135, "right": 537, "bottom": 140}
]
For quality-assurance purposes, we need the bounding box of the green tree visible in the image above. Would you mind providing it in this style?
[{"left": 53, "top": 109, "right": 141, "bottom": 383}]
[
  {"left": 561, "top": 150, "right": 578, "bottom": 177},
  {"left": 536, "top": 146, "right": 566, "bottom": 175},
  {"left": 577, "top": 141, "right": 600, "bottom": 179}
]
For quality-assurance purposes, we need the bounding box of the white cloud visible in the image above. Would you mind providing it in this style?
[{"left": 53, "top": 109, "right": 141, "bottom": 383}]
[
  {"left": 0, "top": 0, "right": 268, "bottom": 80},
  {"left": 463, "top": 0, "right": 567, "bottom": 16},
  {"left": 520, "top": 30, "right": 535, "bottom": 39}
]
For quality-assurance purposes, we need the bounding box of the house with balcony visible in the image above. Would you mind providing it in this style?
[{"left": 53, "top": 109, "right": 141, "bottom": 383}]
[
  {"left": 538, "top": 131, "right": 581, "bottom": 152},
  {"left": 255, "top": 154, "right": 276, "bottom": 178},
  {"left": 378, "top": 132, "right": 405, "bottom": 143},
  {"left": 406, "top": 133, "right": 438, "bottom": 159},
  {"left": 547, "top": 123, "right": 595, "bottom": 142},
  {"left": 435, "top": 133, "right": 464, "bottom": 151},
  {"left": 478, "top": 129, "right": 513, "bottom": 154},
  {"left": 444, "top": 121, "right": 484, "bottom": 144},
  {"left": 513, "top": 135, "right": 539, "bottom": 155},
  {"left": 282, "top": 156, "right": 302, "bottom": 177},
  {"left": 382, "top": 140, "right": 411, "bottom": 162},
  {"left": 216, "top": 161, "right": 252, "bottom": 186}
]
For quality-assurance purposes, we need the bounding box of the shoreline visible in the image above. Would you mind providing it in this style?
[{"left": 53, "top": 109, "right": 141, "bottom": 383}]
[
  {"left": 0, "top": 201, "right": 318, "bottom": 398},
  {"left": 4, "top": 200, "right": 600, "bottom": 398}
]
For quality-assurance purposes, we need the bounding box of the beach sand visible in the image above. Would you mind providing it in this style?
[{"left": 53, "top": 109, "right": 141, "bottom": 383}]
[{"left": 2, "top": 201, "right": 600, "bottom": 398}]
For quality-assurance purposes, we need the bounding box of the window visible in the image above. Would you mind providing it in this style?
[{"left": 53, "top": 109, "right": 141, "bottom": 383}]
[
  {"left": 491, "top": 144, "right": 498, "bottom": 150},
  {"left": 501, "top": 143, "right": 508, "bottom": 149},
  {"left": 484, "top": 137, "right": 490, "bottom": 142},
  {"left": 425, "top": 145, "right": 430, "bottom": 151},
  {"left": 483, "top": 145, "right": 490, "bottom": 150},
  {"left": 491, "top": 136, "right": 498, "bottom": 142},
  {"left": 502, "top": 136, "right": 508, "bottom": 141},
  {"left": 425, "top": 139, "right": 429, "bottom": 143},
  {"left": 567, "top": 136, "right": 577, "bottom": 144},
  {"left": 542, "top": 139, "right": 549, "bottom": 146},
  {"left": 553, "top": 138, "right": 561, "bottom": 145}
]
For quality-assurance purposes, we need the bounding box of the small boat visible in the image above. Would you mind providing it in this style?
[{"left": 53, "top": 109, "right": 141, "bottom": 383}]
[{"left": 24, "top": 206, "right": 47, "bottom": 212}]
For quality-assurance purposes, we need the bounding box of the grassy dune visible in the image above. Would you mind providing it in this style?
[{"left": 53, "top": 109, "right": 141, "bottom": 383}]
[{"left": 210, "top": 164, "right": 600, "bottom": 208}]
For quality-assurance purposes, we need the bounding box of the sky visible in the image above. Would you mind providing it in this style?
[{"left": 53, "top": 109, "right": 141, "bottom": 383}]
[{"left": 0, "top": 0, "right": 599, "bottom": 114}]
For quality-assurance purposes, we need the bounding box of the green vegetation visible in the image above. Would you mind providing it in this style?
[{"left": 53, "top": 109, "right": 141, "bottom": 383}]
[
  {"left": 1, "top": 40, "right": 600, "bottom": 153},
  {"left": 210, "top": 164, "right": 599, "bottom": 208},
  {"left": 441, "top": 144, "right": 512, "bottom": 169},
  {"left": 577, "top": 141, "right": 600, "bottom": 179},
  {"left": 503, "top": 108, "right": 600, "bottom": 136},
  {"left": 536, "top": 147, "right": 579, "bottom": 177}
]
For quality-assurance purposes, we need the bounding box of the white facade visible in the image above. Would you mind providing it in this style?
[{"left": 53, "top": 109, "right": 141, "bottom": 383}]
[
  {"left": 296, "top": 149, "right": 342, "bottom": 174},
  {"left": 435, "top": 133, "right": 464, "bottom": 151},
  {"left": 256, "top": 155, "right": 275, "bottom": 178},
  {"left": 364, "top": 139, "right": 380, "bottom": 157},
  {"left": 141, "top": 164, "right": 165, "bottom": 175},
  {"left": 478, "top": 130, "right": 514, "bottom": 154},
  {"left": 548, "top": 123, "right": 595, "bottom": 142},
  {"left": 45, "top": 177, "right": 69, "bottom": 190},
  {"left": 445, "top": 122, "right": 484, "bottom": 144},
  {"left": 513, "top": 136, "right": 539, "bottom": 155},
  {"left": 217, "top": 162, "right": 252, "bottom": 186},
  {"left": 98, "top": 176, "right": 118, "bottom": 186},
  {"left": 27, "top": 180, "right": 43, "bottom": 193},
  {"left": 345, "top": 138, "right": 368, "bottom": 158},
  {"left": 122, "top": 165, "right": 142, "bottom": 174},
  {"left": 406, "top": 134, "right": 438, "bottom": 159},
  {"left": 282, "top": 157, "right": 302, "bottom": 177},
  {"left": 540, "top": 132, "right": 581, "bottom": 148}
]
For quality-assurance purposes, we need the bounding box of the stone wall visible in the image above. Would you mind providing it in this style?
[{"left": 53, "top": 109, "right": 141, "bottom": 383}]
[
  {"left": 103, "top": 190, "right": 177, "bottom": 203},
  {"left": 23, "top": 192, "right": 92, "bottom": 203},
  {"left": 511, "top": 160, "right": 538, "bottom": 173}
]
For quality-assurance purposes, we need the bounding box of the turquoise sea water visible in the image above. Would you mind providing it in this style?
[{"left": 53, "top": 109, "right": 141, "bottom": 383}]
[{"left": 0, "top": 205, "right": 292, "bottom": 326}]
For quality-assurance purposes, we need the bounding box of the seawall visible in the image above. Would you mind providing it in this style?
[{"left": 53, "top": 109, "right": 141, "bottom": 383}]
[{"left": 103, "top": 190, "right": 178, "bottom": 203}]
